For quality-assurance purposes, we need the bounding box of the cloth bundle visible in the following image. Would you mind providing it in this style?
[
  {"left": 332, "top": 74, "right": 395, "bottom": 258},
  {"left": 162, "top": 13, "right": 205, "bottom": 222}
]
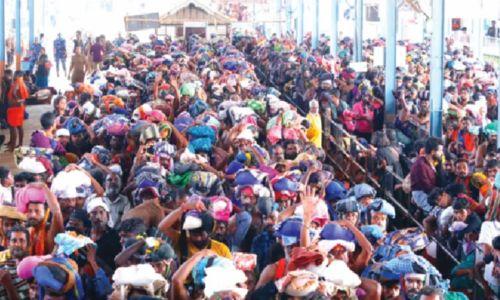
[
  {"left": 232, "top": 252, "right": 257, "bottom": 271},
  {"left": 318, "top": 223, "right": 356, "bottom": 253},
  {"left": 369, "top": 198, "right": 396, "bottom": 218},
  {"left": 272, "top": 176, "right": 300, "bottom": 201},
  {"left": 64, "top": 117, "right": 86, "bottom": 135},
  {"left": 145, "top": 109, "right": 167, "bottom": 123},
  {"left": 210, "top": 196, "right": 233, "bottom": 223},
  {"left": 274, "top": 217, "right": 303, "bottom": 246},
  {"left": 189, "top": 171, "right": 220, "bottom": 196},
  {"left": 54, "top": 232, "right": 96, "bottom": 256},
  {"left": 93, "top": 113, "right": 130, "bottom": 136},
  {"left": 173, "top": 111, "right": 194, "bottom": 133},
  {"left": 18, "top": 156, "right": 47, "bottom": 174},
  {"left": 17, "top": 255, "right": 52, "bottom": 280},
  {"left": 112, "top": 264, "right": 169, "bottom": 297},
  {"left": 317, "top": 260, "right": 362, "bottom": 297},
  {"left": 180, "top": 82, "right": 196, "bottom": 98},
  {"left": 325, "top": 180, "right": 348, "bottom": 202},
  {"left": 187, "top": 125, "right": 216, "bottom": 143},
  {"left": 192, "top": 256, "right": 248, "bottom": 298},
  {"left": 380, "top": 253, "right": 449, "bottom": 289},
  {"left": 188, "top": 99, "right": 209, "bottom": 118},
  {"left": 51, "top": 170, "right": 91, "bottom": 199},
  {"left": 91, "top": 145, "right": 112, "bottom": 165},
  {"left": 382, "top": 228, "right": 430, "bottom": 253},
  {"left": 33, "top": 256, "right": 84, "bottom": 300},
  {"left": 234, "top": 169, "right": 267, "bottom": 187},
  {"left": 15, "top": 185, "right": 47, "bottom": 213},
  {"left": 349, "top": 183, "right": 376, "bottom": 200},
  {"left": 287, "top": 247, "right": 326, "bottom": 272}
]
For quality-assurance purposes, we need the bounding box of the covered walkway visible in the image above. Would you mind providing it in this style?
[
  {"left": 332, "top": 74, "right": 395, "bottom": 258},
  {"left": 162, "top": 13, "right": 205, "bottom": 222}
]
[{"left": 0, "top": 1, "right": 498, "bottom": 300}]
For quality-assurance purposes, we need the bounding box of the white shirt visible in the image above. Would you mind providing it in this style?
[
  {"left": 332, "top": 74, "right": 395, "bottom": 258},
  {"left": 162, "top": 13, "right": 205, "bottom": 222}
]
[
  {"left": 478, "top": 221, "right": 500, "bottom": 287},
  {"left": 478, "top": 221, "right": 500, "bottom": 247},
  {"left": 438, "top": 206, "right": 454, "bottom": 230},
  {"left": 0, "top": 185, "right": 13, "bottom": 205}
]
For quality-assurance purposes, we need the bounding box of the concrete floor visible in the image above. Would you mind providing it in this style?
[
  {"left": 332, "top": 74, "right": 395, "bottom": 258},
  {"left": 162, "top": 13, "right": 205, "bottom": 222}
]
[
  {"left": 0, "top": 103, "right": 51, "bottom": 171},
  {"left": 0, "top": 72, "right": 69, "bottom": 172}
]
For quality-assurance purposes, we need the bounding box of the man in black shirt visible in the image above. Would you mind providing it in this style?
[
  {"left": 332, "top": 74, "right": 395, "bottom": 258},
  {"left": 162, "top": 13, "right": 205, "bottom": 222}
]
[
  {"left": 86, "top": 197, "right": 121, "bottom": 275},
  {"left": 486, "top": 20, "right": 499, "bottom": 38},
  {"left": 449, "top": 197, "right": 482, "bottom": 256},
  {"left": 65, "top": 120, "right": 94, "bottom": 157},
  {"left": 73, "top": 31, "right": 84, "bottom": 53}
]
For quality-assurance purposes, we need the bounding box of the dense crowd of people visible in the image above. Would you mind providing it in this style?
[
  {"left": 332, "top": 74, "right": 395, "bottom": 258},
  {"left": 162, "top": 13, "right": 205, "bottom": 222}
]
[{"left": 0, "top": 26, "right": 497, "bottom": 300}]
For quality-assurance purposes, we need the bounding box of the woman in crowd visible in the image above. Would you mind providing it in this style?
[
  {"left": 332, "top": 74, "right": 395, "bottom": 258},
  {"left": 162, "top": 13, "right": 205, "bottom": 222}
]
[
  {"left": 6, "top": 71, "right": 29, "bottom": 151},
  {"left": 34, "top": 47, "right": 51, "bottom": 89}
]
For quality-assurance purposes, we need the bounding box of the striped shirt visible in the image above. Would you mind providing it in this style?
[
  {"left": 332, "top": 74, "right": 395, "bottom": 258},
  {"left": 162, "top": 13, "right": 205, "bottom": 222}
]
[{"left": 0, "top": 261, "right": 30, "bottom": 300}]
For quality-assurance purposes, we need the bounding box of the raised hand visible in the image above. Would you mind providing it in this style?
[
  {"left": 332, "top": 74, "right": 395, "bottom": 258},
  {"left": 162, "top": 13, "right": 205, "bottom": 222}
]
[
  {"left": 182, "top": 199, "right": 206, "bottom": 212},
  {"left": 301, "top": 186, "right": 319, "bottom": 224}
]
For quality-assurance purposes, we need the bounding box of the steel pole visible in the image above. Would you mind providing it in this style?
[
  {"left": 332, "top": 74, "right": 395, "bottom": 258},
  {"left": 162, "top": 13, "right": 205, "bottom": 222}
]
[
  {"left": 29, "top": 0, "right": 34, "bottom": 48},
  {"left": 297, "top": 0, "right": 304, "bottom": 44},
  {"left": 497, "top": 70, "right": 500, "bottom": 149},
  {"left": 312, "top": 0, "right": 320, "bottom": 49},
  {"left": 384, "top": 0, "right": 397, "bottom": 118},
  {"left": 15, "top": 0, "right": 21, "bottom": 71},
  {"left": 354, "top": 0, "right": 364, "bottom": 61},
  {"left": 0, "top": 0, "right": 4, "bottom": 79},
  {"left": 330, "top": 0, "right": 339, "bottom": 57},
  {"left": 430, "top": 0, "right": 445, "bottom": 137}
]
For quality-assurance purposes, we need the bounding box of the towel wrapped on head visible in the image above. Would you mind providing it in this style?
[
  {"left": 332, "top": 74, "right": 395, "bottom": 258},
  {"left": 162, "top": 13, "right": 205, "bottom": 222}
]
[
  {"left": 33, "top": 256, "right": 84, "bottom": 299},
  {"left": 16, "top": 185, "right": 47, "bottom": 213}
]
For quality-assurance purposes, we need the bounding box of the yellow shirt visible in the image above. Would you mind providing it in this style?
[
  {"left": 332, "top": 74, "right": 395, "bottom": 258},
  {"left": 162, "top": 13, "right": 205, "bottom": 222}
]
[
  {"left": 306, "top": 113, "right": 322, "bottom": 148},
  {"left": 171, "top": 231, "right": 232, "bottom": 261},
  {"left": 0, "top": 249, "right": 11, "bottom": 263}
]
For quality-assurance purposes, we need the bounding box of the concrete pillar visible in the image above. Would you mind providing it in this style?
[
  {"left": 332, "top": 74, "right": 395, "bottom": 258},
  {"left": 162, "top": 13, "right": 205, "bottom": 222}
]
[
  {"left": 276, "top": 0, "right": 282, "bottom": 36},
  {"left": 0, "top": 0, "right": 4, "bottom": 79},
  {"left": 497, "top": 75, "right": 500, "bottom": 149},
  {"left": 384, "top": 0, "right": 397, "bottom": 118},
  {"left": 430, "top": 0, "right": 445, "bottom": 138},
  {"left": 312, "top": 0, "right": 320, "bottom": 49},
  {"left": 286, "top": 1, "right": 292, "bottom": 36},
  {"left": 473, "top": 18, "right": 483, "bottom": 60},
  {"left": 15, "top": 0, "right": 21, "bottom": 71},
  {"left": 330, "top": 0, "right": 339, "bottom": 57},
  {"left": 29, "top": 0, "right": 34, "bottom": 48},
  {"left": 297, "top": 0, "right": 304, "bottom": 44},
  {"left": 354, "top": 0, "right": 363, "bottom": 61}
]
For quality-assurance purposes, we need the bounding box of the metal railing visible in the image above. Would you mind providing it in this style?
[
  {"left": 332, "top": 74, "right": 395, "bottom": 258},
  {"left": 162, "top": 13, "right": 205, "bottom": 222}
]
[
  {"left": 483, "top": 36, "right": 500, "bottom": 52},
  {"left": 250, "top": 56, "right": 489, "bottom": 295}
]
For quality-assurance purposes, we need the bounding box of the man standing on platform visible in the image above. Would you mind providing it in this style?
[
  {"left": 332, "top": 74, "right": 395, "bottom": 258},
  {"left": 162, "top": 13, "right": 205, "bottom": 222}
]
[
  {"left": 28, "top": 37, "right": 42, "bottom": 73},
  {"left": 53, "top": 33, "right": 67, "bottom": 77},
  {"left": 90, "top": 36, "right": 104, "bottom": 73}
]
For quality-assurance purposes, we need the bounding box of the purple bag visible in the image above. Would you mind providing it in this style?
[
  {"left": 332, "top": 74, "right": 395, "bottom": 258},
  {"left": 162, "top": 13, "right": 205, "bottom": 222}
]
[
  {"left": 235, "top": 170, "right": 259, "bottom": 186},
  {"left": 320, "top": 223, "right": 355, "bottom": 242},
  {"left": 273, "top": 177, "right": 300, "bottom": 192},
  {"left": 174, "top": 112, "right": 194, "bottom": 132}
]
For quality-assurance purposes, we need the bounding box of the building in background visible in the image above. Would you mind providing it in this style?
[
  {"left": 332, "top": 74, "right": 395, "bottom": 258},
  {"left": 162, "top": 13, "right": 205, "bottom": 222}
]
[
  {"left": 2, "top": 0, "right": 498, "bottom": 65},
  {"left": 159, "top": 0, "right": 233, "bottom": 39}
]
